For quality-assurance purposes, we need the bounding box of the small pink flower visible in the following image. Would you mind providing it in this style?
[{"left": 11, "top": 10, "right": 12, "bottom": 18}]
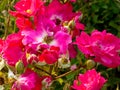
[
  {"left": 44, "top": 0, "right": 81, "bottom": 25},
  {"left": 11, "top": 0, "right": 44, "bottom": 17},
  {"left": 11, "top": 69, "right": 42, "bottom": 90},
  {"left": 10, "top": 0, "right": 44, "bottom": 30},
  {"left": 72, "top": 69, "right": 106, "bottom": 90}
]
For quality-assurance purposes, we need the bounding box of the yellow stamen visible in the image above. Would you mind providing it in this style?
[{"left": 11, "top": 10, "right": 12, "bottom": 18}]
[{"left": 26, "top": 9, "right": 32, "bottom": 14}]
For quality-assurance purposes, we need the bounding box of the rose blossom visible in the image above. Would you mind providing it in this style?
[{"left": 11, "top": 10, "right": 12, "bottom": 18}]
[
  {"left": 2, "top": 33, "right": 25, "bottom": 66},
  {"left": 44, "top": 0, "right": 81, "bottom": 25},
  {"left": 72, "top": 69, "right": 106, "bottom": 90},
  {"left": 11, "top": 69, "right": 42, "bottom": 90},
  {"left": 75, "top": 30, "right": 120, "bottom": 68},
  {"left": 10, "top": 0, "right": 44, "bottom": 17}
]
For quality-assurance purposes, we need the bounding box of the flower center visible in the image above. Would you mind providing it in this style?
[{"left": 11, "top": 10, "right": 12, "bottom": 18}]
[
  {"left": 26, "top": 9, "right": 32, "bottom": 14},
  {"left": 43, "top": 36, "right": 54, "bottom": 44}
]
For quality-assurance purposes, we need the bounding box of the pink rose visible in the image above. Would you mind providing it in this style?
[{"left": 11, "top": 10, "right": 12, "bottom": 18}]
[
  {"left": 72, "top": 69, "right": 106, "bottom": 90},
  {"left": 75, "top": 30, "right": 120, "bottom": 68}
]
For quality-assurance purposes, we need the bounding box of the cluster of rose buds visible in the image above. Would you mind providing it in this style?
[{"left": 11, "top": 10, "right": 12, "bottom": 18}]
[{"left": 1, "top": 0, "right": 120, "bottom": 89}]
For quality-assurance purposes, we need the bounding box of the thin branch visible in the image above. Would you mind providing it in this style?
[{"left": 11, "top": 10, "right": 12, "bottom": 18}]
[
  {"left": 34, "top": 66, "right": 51, "bottom": 76},
  {"left": 55, "top": 70, "right": 74, "bottom": 79},
  {"left": 54, "top": 65, "right": 85, "bottom": 79},
  {"left": 34, "top": 64, "right": 85, "bottom": 80}
]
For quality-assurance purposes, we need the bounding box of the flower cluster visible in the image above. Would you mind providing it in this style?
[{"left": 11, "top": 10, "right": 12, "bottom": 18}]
[
  {"left": 1, "top": 0, "right": 120, "bottom": 89},
  {"left": 7, "top": 0, "right": 84, "bottom": 67}
]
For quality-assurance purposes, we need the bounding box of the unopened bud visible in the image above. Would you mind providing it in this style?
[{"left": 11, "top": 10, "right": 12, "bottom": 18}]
[
  {"left": 86, "top": 59, "right": 96, "bottom": 69},
  {"left": 68, "top": 20, "right": 75, "bottom": 29},
  {"left": 15, "top": 60, "right": 24, "bottom": 74}
]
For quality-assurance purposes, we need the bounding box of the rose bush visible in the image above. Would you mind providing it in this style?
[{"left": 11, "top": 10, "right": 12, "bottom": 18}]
[{"left": 0, "top": 0, "right": 120, "bottom": 90}]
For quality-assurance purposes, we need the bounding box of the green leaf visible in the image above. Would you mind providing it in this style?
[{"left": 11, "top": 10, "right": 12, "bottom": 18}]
[
  {"left": 93, "top": 15, "right": 98, "bottom": 23},
  {"left": 66, "top": 72, "right": 76, "bottom": 80},
  {"left": 107, "top": 77, "right": 120, "bottom": 86},
  {"left": 15, "top": 60, "right": 24, "bottom": 74},
  {"left": 109, "top": 21, "right": 120, "bottom": 31},
  {"left": 56, "top": 78, "right": 64, "bottom": 85}
]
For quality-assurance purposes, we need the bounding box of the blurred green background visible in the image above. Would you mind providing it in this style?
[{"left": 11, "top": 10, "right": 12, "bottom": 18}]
[
  {"left": 74, "top": 0, "right": 120, "bottom": 37},
  {"left": 0, "top": 0, "right": 18, "bottom": 38}
]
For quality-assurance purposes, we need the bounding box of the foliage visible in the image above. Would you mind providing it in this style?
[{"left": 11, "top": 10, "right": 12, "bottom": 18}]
[
  {"left": 74, "top": 0, "right": 120, "bottom": 36},
  {"left": 0, "top": 0, "right": 18, "bottom": 38}
]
